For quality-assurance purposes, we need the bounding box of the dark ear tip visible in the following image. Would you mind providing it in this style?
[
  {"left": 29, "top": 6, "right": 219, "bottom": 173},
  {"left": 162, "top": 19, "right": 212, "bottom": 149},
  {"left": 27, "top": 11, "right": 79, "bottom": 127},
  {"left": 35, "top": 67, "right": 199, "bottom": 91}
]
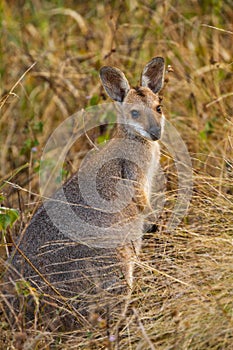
[
  {"left": 151, "top": 56, "right": 165, "bottom": 64},
  {"left": 99, "top": 66, "right": 109, "bottom": 76}
]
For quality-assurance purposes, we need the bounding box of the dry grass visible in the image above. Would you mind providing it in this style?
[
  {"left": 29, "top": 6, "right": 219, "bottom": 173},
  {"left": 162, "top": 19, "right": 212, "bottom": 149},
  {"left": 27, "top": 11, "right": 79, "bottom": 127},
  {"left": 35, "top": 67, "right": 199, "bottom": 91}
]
[{"left": 0, "top": 0, "right": 233, "bottom": 349}]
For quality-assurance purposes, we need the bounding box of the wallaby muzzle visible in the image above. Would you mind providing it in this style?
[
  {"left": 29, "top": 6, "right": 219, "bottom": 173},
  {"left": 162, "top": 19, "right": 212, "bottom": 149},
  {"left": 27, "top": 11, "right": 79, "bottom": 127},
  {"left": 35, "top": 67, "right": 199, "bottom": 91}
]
[{"left": 149, "top": 126, "right": 161, "bottom": 141}]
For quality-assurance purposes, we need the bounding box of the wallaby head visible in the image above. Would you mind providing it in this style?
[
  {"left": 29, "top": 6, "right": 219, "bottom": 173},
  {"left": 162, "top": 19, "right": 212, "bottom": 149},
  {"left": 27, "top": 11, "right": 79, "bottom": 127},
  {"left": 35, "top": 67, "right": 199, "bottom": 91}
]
[{"left": 100, "top": 57, "right": 165, "bottom": 142}]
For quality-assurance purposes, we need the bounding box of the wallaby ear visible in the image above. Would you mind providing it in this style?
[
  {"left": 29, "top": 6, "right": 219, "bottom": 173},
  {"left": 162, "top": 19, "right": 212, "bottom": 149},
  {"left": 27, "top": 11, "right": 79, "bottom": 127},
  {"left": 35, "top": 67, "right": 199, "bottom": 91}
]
[
  {"left": 140, "top": 57, "right": 165, "bottom": 94},
  {"left": 100, "top": 66, "right": 130, "bottom": 102}
]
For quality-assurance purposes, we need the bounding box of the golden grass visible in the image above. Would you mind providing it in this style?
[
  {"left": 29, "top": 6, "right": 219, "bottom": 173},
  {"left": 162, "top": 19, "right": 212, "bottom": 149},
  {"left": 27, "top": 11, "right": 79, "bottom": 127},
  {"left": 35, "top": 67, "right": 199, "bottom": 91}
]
[{"left": 0, "top": 0, "right": 233, "bottom": 348}]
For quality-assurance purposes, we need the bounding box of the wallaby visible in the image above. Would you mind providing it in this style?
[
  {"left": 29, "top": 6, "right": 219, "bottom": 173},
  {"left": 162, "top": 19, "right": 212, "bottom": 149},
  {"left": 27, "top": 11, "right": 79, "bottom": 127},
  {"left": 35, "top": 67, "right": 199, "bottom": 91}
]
[{"left": 4, "top": 57, "right": 165, "bottom": 329}]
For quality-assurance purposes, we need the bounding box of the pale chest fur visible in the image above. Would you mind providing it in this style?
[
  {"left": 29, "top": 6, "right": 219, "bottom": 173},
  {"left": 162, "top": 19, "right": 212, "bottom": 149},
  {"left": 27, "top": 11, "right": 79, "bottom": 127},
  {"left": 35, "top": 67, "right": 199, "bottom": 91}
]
[{"left": 143, "top": 142, "right": 160, "bottom": 200}]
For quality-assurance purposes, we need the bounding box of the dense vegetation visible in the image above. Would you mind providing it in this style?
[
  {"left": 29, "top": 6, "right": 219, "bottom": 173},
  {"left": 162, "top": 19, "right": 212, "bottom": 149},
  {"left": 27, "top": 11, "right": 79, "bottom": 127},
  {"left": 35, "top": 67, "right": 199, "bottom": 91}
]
[{"left": 0, "top": 1, "right": 232, "bottom": 348}]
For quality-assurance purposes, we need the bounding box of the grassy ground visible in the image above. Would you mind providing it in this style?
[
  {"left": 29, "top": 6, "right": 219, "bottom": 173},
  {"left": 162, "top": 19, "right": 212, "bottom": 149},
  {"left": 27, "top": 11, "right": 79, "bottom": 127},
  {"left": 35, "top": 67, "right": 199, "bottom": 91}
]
[{"left": 0, "top": 0, "right": 233, "bottom": 349}]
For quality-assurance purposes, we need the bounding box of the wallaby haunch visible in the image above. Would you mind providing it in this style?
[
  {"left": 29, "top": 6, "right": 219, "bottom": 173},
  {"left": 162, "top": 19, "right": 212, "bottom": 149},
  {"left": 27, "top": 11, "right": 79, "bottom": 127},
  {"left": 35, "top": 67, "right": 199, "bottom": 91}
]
[{"left": 4, "top": 57, "right": 165, "bottom": 329}]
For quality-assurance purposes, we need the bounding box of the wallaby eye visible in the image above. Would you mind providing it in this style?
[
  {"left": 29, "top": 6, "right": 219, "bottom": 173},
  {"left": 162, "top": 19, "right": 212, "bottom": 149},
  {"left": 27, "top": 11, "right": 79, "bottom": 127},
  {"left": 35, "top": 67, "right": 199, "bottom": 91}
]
[
  {"left": 156, "top": 105, "right": 162, "bottom": 114},
  {"left": 131, "top": 109, "right": 140, "bottom": 119}
]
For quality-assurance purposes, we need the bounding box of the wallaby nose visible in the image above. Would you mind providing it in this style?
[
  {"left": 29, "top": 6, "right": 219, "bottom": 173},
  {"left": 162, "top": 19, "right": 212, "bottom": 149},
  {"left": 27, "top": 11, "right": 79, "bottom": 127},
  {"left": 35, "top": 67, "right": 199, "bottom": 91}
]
[{"left": 149, "top": 126, "right": 161, "bottom": 141}]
